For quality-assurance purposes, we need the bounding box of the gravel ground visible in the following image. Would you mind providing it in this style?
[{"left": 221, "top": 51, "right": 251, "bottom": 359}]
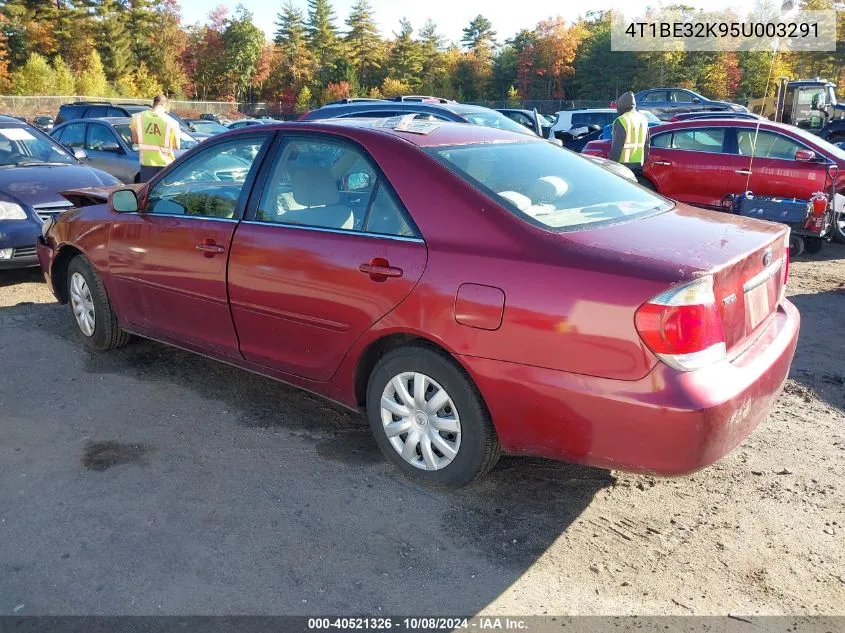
[{"left": 0, "top": 243, "right": 843, "bottom": 616}]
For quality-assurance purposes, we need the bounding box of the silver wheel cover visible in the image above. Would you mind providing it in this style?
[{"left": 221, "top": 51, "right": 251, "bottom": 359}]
[
  {"left": 69, "top": 272, "right": 96, "bottom": 337},
  {"left": 380, "top": 371, "right": 461, "bottom": 471}
]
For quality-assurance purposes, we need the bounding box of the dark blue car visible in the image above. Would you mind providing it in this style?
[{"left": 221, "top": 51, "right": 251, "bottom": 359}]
[
  {"left": 632, "top": 88, "right": 747, "bottom": 120},
  {"left": 0, "top": 115, "right": 120, "bottom": 269}
]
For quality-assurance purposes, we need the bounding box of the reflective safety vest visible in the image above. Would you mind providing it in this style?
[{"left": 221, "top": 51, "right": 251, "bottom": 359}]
[
  {"left": 615, "top": 109, "right": 649, "bottom": 165},
  {"left": 132, "top": 110, "right": 179, "bottom": 167}
]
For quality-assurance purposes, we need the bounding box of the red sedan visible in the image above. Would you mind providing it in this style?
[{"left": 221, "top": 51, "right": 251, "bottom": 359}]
[
  {"left": 584, "top": 118, "right": 845, "bottom": 230},
  {"left": 38, "top": 118, "right": 799, "bottom": 487}
]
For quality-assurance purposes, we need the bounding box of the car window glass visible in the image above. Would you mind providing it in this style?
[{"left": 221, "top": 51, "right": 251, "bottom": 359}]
[
  {"left": 340, "top": 110, "right": 403, "bottom": 118},
  {"left": 257, "top": 138, "right": 378, "bottom": 232},
  {"left": 145, "top": 136, "right": 266, "bottom": 219},
  {"left": 107, "top": 108, "right": 126, "bottom": 117},
  {"left": 571, "top": 112, "right": 615, "bottom": 127},
  {"left": 670, "top": 128, "right": 725, "bottom": 153},
  {"left": 87, "top": 124, "right": 120, "bottom": 151},
  {"left": 651, "top": 133, "right": 672, "bottom": 148},
  {"left": 736, "top": 130, "right": 803, "bottom": 160},
  {"left": 364, "top": 184, "right": 418, "bottom": 237},
  {"left": 60, "top": 123, "right": 86, "bottom": 148},
  {"left": 86, "top": 106, "right": 109, "bottom": 118},
  {"left": 51, "top": 127, "right": 65, "bottom": 142},
  {"left": 642, "top": 91, "right": 665, "bottom": 103}
]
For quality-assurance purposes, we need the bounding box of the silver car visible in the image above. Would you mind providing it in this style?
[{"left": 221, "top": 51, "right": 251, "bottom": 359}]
[{"left": 51, "top": 117, "right": 200, "bottom": 184}]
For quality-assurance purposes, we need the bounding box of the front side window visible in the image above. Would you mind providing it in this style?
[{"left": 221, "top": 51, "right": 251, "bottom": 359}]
[
  {"left": 641, "top": 91, "right": 666, "bottom": 103},
  {"left": 256, "top": 137, "right": 417, "bottom": 237},
  {"left": 736, "top": 130, "right": 803, "bottom": 160},
  {"left": 145, "top": 136, "right": 267, "bottom": 219},
  {"left": 431, "top": 141, "right": 672, "bottom": 231},
  {"left": 670, "top": 90, "right": 695, "bottom": 103}
]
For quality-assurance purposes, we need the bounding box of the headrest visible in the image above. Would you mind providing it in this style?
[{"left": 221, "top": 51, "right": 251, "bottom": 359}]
[
  {"left": 529, "top": 176, "right": 568, "bottom": 202},
  {"left": 292, "top": 166, "right": 340, "bottom": 207},
  {"left": 497, "top": 191, "right": 532, "bottom": 210}
]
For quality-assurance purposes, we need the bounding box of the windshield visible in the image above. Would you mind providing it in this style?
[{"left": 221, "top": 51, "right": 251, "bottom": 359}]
[
  {"left": 0, "top": 125, "right": 75, "bottom": 166},
  {"left": 190, "top": 121, "right": 228, "bottom": 134},
  {"left": 788, "top": 125, "right": 845, "bottom": 161},
  {"left": 643, "top": 111, "right": 660, "bottom": 122},
  {"left": 459, "top": 109, "right": 537, "bottom": 136},
  {"left": 430, "top": 141, "right": 672, "bottom": 230}
]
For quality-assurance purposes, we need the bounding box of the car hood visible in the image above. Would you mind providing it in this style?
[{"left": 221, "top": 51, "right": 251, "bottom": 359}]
[{"left": 0, "top": 165, "right": 118, "bottom": 208}]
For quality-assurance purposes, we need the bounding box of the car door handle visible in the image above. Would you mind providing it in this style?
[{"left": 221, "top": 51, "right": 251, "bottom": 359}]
[
  {"left": 196, "top": 240, "right": 225, "bottom": 255},
  {"left": 653, "top": 160, "right": 672, "bottom": 166},
  {"left": 359, "top": 258, "right": 403, "bottom": 282},
  {"left": 735, "top": 169, "right": 752, "bottom": 175}
]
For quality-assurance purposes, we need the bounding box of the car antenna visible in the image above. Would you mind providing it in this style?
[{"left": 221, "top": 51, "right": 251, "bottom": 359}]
[{"left": 746, "top": 0, "right": 796, "bottom": 192}]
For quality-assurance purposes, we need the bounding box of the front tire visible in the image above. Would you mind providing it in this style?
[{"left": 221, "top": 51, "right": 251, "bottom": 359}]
[
  {"left": 67, "top": 256, "right": 130, "bottom": 350},
  {"left": 366, "top": 346, "right": 501, "bottom": 488},
  {"left": 804, "top": 237, "right": 824, "bottom": 254},
  {"left": 789, "top": 234, "right": 805, "bottom": 259}
]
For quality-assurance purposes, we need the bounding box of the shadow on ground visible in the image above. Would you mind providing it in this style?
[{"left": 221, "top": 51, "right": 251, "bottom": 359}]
[{"left": 0, "top": 296, "right": 614, "bottom": 614}]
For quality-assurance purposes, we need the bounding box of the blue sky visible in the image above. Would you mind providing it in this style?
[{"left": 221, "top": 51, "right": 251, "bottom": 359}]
[{"left": 178, "top": 0, "right": 761, "bottom": 44}]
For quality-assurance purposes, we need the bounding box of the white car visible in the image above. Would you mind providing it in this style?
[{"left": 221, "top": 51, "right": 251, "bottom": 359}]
[{"left": 548, "top": 108, "right": 618, "bottom": 139}]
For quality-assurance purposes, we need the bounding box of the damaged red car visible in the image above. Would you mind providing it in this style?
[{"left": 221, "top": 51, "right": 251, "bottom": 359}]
[{"left": 38, "top": 118, "right": 800, "bottom": 487}]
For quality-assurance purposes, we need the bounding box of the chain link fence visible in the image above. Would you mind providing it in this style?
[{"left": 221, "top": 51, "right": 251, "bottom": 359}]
[{"left": 0, "top": 95, "right": 244, "bottom": 118}]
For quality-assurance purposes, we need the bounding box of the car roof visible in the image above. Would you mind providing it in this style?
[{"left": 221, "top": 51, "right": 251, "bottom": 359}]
[
  {"left": 246, "top": 118, "right": 540, "bottom": 148},
  {"left": 89, "top": 117, "right": 132, "bottom": 124},
  {"left": 313, "top": 100, "right": 493, "bottom": 117},
  {"left": 0, "top": 115, "right": 26, "bottom": 125},
  {"left": 650, "top": 118, "right": 798, "bottom": 133}
]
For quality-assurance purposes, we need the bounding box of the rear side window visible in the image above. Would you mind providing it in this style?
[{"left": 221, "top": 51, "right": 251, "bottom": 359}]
[
  {"left": 736, "top": 130, "right": 802, "bottom": 160},
  {"left": 431, "top": 141, "right": 672, "bottom": 231},
  {"left": 651, "top": 133, "right": 672, "bottom": 148},
  {"left": 85, "top": 106, "right": 110, "bottom": 118},
  {"left": 107, "top": 107, "right": 127, "bottom": 118},
  {"left": 571, "top": 112, "right": 615, "bottom": 127},
  {"left": 641, "top": 91, "right": 666, "bottom": 103}
]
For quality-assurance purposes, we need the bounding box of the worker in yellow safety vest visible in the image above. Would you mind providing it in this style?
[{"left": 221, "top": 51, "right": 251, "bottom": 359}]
[
  {"left": 609, "top": 91, "right": 649, "bottom": 177},
  {"left": 130, "top": 94, "right": 180, "bottom": 182}
]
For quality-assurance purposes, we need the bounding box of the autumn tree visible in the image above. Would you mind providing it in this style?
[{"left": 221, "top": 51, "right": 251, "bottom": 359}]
[
  {"left": 306, "top": 0, "right": 340, "bottom": 86},
  {"left": 52, "top": 56, "right": 75, "bottom": 94},
  {"left": 274, "top": 0, "right": 314, "bottom": 90},
  {"left": 76, "top": 50, "right": 110, "bottom": 96},
  {"left": 10, "top": 52, "right": 54, "bottom": 94},
  {"left": 532, "top": 17, "right": 585, "bottom": 99},
  {"left": 389, "top": 19, "right": 423, "bottom": 88},
  {"left": 221, "top": 7, "right": 266, "bottom": 102},
  {"left": 345, "top": 0, "right": 383, "bottom": 90}
]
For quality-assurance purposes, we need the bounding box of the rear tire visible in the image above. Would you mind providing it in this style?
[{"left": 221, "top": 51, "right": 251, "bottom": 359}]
[
  {"left": 789, "top": 234, "right": 805, "bottom": 259},
  {"left": 804, "top": 237, "right": 824, "bottom": 254},
  {"left": 833, "top": 212, "right": 845, "bottom": 244},
  {"left": 366, "top": 345, "right": 501, "bottom": 488},
  {"left": 67, "top": 256, "right": 130, "bottom": 351}
]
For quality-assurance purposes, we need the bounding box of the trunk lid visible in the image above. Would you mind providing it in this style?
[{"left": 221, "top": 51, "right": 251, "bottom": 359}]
[{"left": 563, "top": 203, "right": 789, "bottom": 357}]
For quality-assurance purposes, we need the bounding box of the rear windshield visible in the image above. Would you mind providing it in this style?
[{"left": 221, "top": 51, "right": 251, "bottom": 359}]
[
  {"left": 457, "top": 109, "right": 536, "bottom": 136},
  {"left": 429, "top": 141, "right": 672, "bottom": 231}
]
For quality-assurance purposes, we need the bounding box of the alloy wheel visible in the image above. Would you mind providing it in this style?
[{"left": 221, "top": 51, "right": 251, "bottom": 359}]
[
  {"left": 69, "top": 272, "right": 95, "bottom": 337},
  {"left": 380, "top": 372, "right": 461, "bottom": 471}
]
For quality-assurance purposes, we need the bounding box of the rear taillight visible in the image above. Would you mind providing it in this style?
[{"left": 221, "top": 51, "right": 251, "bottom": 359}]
[
  {"left": 635, "top": 276, "right": 726, "bottom": 372},
  {"left": 609, "top": 101, "right": 617, "bottom": 108}
]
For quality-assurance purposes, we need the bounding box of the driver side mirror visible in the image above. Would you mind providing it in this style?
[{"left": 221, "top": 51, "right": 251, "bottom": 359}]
[
  {"left": 73, "top": 147, "right": 87, "bottom": 162},
  {"left": 110, "top": 188, "right": 139, "bottom": 213},
  {"left": 794, "top": 148, "right": 817, "bottom": 162}
]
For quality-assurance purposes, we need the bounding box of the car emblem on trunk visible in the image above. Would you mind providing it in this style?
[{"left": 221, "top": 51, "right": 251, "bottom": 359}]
[{"left": 763, "top": 248, "right": 773, "bottom": 267}]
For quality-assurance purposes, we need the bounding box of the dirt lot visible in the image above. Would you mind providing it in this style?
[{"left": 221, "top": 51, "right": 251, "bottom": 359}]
[{"left": 0, "top": 244, "right": 843, "bottom": 616}]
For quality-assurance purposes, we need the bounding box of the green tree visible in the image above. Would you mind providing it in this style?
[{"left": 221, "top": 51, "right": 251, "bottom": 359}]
[
  {"left": 52, "top": 55, "right": 76, "bottom": 94},
  {"left": 114, "top": 74, "right": 139, "bottom": 97},
  {"left": 146, "top": 0, "right": 187, "bottom": 96},
  {"left": 389, "top": 19, "right": 423, "bottom": 87},
  {"left": 295, "top": 84, "right": 312, "bottom": 112},
  {"left": 419, "top": 19, "right": 447, "bottom": 95},
  {"left": 274, "top": 0, "right": 314, "bottom": 89},
  {"left": 10, "top": 52, "right": 55, "bottom": 94},
  {"left": 222, "top": 6, "right": 266, "bottom": 101},
  {"left": 76, "top": 49, "right": 110, "bottom": 96},
  {"left": 571, "top": 12, "right": 638, "bottom": 100},
  {"left": 344, "top": 0, "right": 383, "bottom": 90},
  {"left": 133, "top": 61, "right": 163, "bottom": 97},
  {"left": 306, "top": 0, "right": 340, "bottom": 86},
  {"left": 97, "top": 0, "right": 132, "bottom": 81},
  {"left": 126, "top": 0, "right": 156, "bottom": 66},
  {"left": 461, "top": 14, "right": 496, "bottom": 54}
]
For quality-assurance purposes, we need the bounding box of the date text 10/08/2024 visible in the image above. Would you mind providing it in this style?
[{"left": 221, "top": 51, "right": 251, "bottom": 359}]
[{"left": 307, "top": 617, "right": 529, "bottom": 630}]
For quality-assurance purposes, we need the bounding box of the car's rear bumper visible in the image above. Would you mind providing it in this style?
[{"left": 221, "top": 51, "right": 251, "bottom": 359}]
[{"left": 460, "top": 299, "right": 800, "bottom": 475}]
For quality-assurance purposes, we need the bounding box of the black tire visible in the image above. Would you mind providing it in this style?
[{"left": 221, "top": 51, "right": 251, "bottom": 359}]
[
  {"left": 804, "top": 237, "right": 824, "bottom": 254},
  {"left": 833, "top": 212, "right": 845, "bottom": 244},
  {"left": 366, "top": 345, "right": 501, "bottom": 488},
  {"left": 66, "top": 256, "right": 130, "bottom": 351},
  {"left": 789, "top": 234, "right": 805, "bottom": 259}
]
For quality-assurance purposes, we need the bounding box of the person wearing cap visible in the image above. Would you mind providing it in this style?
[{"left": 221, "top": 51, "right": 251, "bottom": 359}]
[
  {"left": 130, "top": 94, "right": 181, "bottom": 183},
  {"left": 609, "top": 91, "right": 649, "bottom": 176}
]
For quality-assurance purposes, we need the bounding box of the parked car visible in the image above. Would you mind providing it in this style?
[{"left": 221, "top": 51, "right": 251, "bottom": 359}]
[
  {"left": 496, "top": 109, "right": 554, "bottom": 136},
  {"left": 54, "top": 101, "right": 150, "bottom": 126},
  {"left": 200, "top": 113, "right": 222, "bottom": 124},
  {"left": 0, "top": 115, "right": 119, "bottom": 269},
  {"left": 227, "top": 118, "right": 272, "bottom": 130},
  {"left": 184, "top": 119, "right": 230, "bottom": 138},
  {"left": 33, "top": 115, "right": 55, "bottom": 132},
  {"left": 632, "top": 89, "right": 748, "bottom": 120},
  {"left": 299, "top": 99, "right": 536, "bottom": 136},
  {"left": 38, "top": 119, "right": 799, "bottom": 487},
  {"left": 51, "top": 118, "right": 200, "bottom": 183},
  {"left": 669, "top": 111, "right": 761, "bottom": 122},
  {"left": 547, "top": 108, "right": 619, "bottom": 139},
  {"left": 583, "top": 119, "right": 845, "bottom": 244}
]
